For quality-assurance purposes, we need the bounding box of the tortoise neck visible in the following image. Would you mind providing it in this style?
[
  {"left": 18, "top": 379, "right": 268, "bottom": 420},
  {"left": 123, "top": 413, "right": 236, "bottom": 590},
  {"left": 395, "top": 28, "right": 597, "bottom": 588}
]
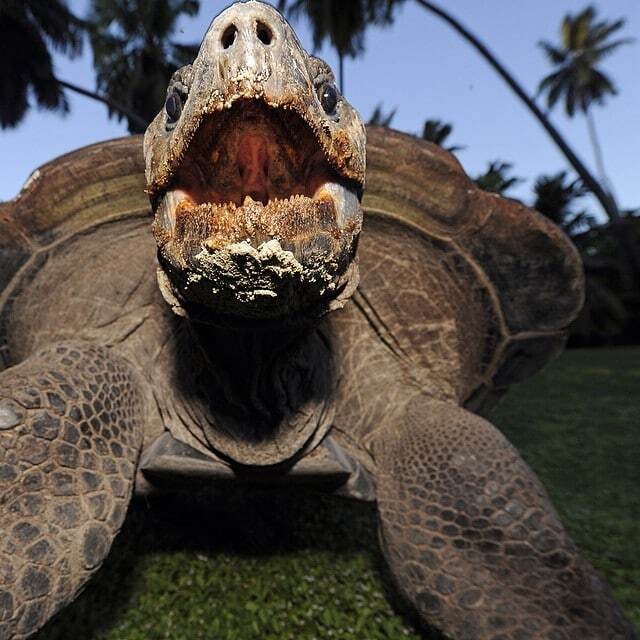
[
  {"left": 191, "top": 321, "right": 318, "bottom": 397},
  {"left": 183, "top": 319, "right": 337, "bottom": 465}
]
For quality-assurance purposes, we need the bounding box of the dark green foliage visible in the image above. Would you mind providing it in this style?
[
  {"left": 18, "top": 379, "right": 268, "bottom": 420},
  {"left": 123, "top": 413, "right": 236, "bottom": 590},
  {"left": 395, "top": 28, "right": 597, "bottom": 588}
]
[
  {"left": 531, "top": 172, "right": 639, "bottom": 345},
  {"left": 34, "top": 349, "right": 639, "bottom": 639},
  {"left": 0, "top": 0, "right": 82, "bottom": 128},
  {"left": 421, "top": 119, "right": 463, "bottom": 153},
  {"left": 537, "top": 6, "right": 633, "bottom": 117},
  {"left": 570, "top": 216, "right": 640, "bottom": 346},
  {"left": 368, "top": 104, "right": 396, "bottom": 127},
  {"left": 88, "top": 0, "right": 200, "bottom": 133},
  {"left": 474, "top": 160, "right": 522, "bottom": 195},
  {"left": 278, "top": 0, "right": 404, "bottom": 90},
  {"left": 278, "top": 0, "right": 401, "bottom": 59},
  {"left": 571, "top": 272, "right": 629, "bottom": 345},
  {"left": 533, "top": 171, "right": 594, "bottom": 235}
]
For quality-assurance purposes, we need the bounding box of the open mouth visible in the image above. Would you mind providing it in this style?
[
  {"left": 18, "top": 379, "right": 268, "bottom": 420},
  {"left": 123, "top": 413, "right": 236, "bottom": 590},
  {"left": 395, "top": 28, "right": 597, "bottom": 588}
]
[{"left": 153, "top": 99, "right": 361, "bottom": 256}]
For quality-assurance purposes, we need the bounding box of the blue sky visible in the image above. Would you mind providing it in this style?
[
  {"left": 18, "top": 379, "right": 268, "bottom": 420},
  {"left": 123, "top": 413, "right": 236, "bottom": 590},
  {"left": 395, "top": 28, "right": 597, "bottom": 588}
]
[{"left": 1, "top": 0, "right": 638, "bottom": 220}]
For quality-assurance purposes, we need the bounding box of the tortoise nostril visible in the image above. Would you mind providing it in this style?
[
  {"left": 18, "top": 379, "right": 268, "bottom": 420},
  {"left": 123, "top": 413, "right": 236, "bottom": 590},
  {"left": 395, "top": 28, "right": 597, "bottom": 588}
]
[
  {"left": 256, "top": 21, "right": 273, "bottom": 45},
  {"left": 222, "top": 24, "right": 237, "bottom": 49}
]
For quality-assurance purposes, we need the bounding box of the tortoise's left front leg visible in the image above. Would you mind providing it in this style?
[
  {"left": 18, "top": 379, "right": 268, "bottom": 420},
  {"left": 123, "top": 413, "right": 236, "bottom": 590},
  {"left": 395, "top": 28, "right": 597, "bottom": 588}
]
[
  {"left": 372, "top": 394, "right": 637, "bottom": 640},
  {"left": 0, "top": 342, "right": 146, "bottom": 639}
]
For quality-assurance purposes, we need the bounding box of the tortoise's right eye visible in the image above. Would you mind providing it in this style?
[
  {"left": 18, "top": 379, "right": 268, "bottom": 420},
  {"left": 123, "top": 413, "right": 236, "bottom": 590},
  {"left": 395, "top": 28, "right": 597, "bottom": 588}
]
[{"left": 165, "top": 91, "right": 182, "bottom": 124}]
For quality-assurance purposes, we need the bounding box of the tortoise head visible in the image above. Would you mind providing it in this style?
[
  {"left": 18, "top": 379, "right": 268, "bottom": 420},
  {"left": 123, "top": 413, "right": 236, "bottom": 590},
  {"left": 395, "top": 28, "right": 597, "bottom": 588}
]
[{"left": 144, "top": 0, "right": 365, "bottom": 326}]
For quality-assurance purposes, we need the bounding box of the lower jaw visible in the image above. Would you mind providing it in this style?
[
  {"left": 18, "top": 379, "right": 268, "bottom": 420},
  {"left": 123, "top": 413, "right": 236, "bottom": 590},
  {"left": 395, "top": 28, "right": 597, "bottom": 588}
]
[
  {"left": 160, "top": 194, "right": 342, "bottom": 250},
  {"left": 156, "top": 224, "right": 361, "bottom": 326},
  {"left": 152, "top": 187, "right": 362, "bottom": 323},
  {"left": 155, "top": 177, "right": 360, "bottom": 243}
]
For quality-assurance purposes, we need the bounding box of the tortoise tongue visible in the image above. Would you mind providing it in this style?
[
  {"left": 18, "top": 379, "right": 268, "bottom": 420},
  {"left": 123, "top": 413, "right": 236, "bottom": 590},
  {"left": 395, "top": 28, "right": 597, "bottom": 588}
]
[{"left": 236, "top": 133, "right": 270, "bottom": 205}]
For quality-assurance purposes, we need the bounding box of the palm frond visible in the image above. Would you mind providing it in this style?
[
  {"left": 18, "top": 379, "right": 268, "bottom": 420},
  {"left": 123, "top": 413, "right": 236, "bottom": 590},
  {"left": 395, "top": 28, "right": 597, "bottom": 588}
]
[
  {"left": 538, "top": 41, "right": 567, "bottom": 65},
  {"left": 539, "top": 4, "right": 631, "bottom": 119},
  {"left": 474, "top": 161, "right": 522, "bottom": 195},
  {"left": 533, "top": 171, "right": 590, "bottom": 233},
  {"left": 87, "top": 0, "right": 201, "bottom": 132},
  {"left": 279, "top": 0, "right": 401, "bottom": 60},
  {"left": 589, "top": 17, "right": 625, "bottom": 46},
  {"left": 368, "top": 104, "right": 396, "bottom": 126},
  {"left": 565, "top": 80, "right": 577, "bottom": 116},
  {"left": 593, "top": 37, "right": 635, "bottom": 60},
  {"left": 170, "top": 42, "right": 200, "bottom": 67},
  {"left": 538, "top": 70, "right": 566, "bottom": 110},
  {"left": 26, "top": 0, "right": 83, "bottom": 56},
  {"left": 0, "top": 2, "right": 74, "bottom": 127},
  {"left": 565, "top": 6, "right": 595, "bottom": 50},
  {"left": 422, "top": 119, "right": 451, "bottom": 145}
]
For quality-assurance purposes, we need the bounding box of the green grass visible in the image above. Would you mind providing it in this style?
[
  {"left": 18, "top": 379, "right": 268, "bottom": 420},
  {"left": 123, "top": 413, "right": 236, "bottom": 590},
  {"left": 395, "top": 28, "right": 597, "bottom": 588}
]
[
  {"left": 490, "top": 347, "right": 640, "bottom": 628},
  {"left": 37, "top": 348, "right": 639, "bottom": 639}
]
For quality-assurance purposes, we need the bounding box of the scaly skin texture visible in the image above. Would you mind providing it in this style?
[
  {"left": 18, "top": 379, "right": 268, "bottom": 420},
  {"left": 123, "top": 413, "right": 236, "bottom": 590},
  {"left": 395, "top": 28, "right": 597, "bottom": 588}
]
[
  {"left": 0, "top": 2, "right": 635, "bottom": 639},
  {"left": 0, "top": 343, "right": 145, "bottom": 639},
  {"left": 374, "top": 394, "right": 635, "bottom": 640},
  {"left": 327, "top": 212, "right": 636, "bottom": 638}
]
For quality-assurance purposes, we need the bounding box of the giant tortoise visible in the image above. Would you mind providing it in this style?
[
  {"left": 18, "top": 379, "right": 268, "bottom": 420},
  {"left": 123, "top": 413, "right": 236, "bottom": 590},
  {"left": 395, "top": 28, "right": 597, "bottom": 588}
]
[{"left": 0, "top": 2, "right": 635, "bottom": 639}]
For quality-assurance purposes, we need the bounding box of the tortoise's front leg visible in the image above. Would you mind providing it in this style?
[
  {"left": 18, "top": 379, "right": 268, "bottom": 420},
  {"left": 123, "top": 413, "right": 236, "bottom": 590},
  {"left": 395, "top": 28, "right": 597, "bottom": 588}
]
[
  {"left": 0, "top": 342, "right": 145, "bottom": 639},
  {"left": 372, "top": 395, "right": 636, "bottom": 640}
]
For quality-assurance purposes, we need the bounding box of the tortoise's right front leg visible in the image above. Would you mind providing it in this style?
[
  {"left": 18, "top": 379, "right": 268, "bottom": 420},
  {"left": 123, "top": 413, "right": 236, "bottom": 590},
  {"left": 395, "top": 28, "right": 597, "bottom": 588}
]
[
  {"left": 372, "top": 394, "right": 637, "bottom": 640},
  {"left": 0, "top": 342, "right": 145, "bottom": 639}
]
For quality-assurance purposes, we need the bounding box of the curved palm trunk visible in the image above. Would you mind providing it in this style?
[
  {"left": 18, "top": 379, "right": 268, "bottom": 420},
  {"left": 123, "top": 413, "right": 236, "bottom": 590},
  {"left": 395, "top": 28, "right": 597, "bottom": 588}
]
[
  {"left": 413, "top": 0, "right": 621, "bottom": 223},
  {"left": 586, "top": 110, "right": 616, "bottom": 201},
  {"left": 57, "top": 79, "right": 149, "bottom": 132}
]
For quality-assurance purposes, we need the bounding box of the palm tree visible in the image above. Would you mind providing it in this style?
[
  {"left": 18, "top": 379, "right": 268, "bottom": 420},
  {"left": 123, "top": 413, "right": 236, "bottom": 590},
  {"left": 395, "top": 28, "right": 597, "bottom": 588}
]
[
  {"left": 474, "top": 161, "right": 522, "bottom": 196},
  {"left": 538, "top": 6, "right": 633, "bottom": 200},
  {"left": 533, "top": 172, "right": 594, "bottom": 235},
  {"left": 408, "top": 0, "right": 631, "bottom": 224},
  {"left": 421, "top": 119, "right": 464, "bottom": 153},
  {"left": 277, "top": 0, "right": 399, "bottom": 92},
  {"left": 88, "top": 0, "right": 200, "bottom": 133},
  {"left": 0, "top": 1, "right": 152, "bottom": 130},
  {"left": 0, "top": 0, "right": 82, "bottom": 128}
]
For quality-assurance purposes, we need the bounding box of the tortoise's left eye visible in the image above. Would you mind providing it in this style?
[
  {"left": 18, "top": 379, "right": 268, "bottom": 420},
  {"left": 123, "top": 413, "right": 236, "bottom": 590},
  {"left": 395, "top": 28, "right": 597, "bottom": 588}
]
[
  {"left": 318, "top": 83, "right": 338, "bottom": 115},
  {"left": 165, "top": 91, "right": 182, "bottom": 124}
]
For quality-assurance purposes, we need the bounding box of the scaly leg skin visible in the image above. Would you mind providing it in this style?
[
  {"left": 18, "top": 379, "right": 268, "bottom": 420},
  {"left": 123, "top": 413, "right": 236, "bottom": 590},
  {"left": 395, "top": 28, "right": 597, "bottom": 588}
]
[
  {"left": 373, "top": 395, "right": 637, "bottom": 640},
  {"left": 0, "top": 342, "right": 145, "bottom": 639}
]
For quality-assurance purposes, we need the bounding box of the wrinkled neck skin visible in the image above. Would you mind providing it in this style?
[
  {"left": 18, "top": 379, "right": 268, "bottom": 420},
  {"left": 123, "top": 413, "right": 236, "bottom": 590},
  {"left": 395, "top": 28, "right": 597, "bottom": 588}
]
[{"left": 173, "top": 313, "right": 336, "bottom": 468}]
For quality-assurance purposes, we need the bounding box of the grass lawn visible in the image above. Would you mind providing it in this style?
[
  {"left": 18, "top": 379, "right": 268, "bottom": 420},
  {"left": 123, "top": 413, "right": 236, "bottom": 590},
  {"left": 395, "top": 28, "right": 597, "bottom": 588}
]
[{"left": 36, "top": 348, "right": 639, "bottom": 639}]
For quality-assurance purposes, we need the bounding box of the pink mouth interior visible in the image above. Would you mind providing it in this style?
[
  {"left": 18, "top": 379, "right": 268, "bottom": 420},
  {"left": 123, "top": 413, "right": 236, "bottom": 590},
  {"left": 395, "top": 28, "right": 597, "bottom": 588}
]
[
  {"left": 171, "top": 100, "right": 337, "bottom": 208},
  {"left": 236, "top": 133, "right": 272, "bottom": 205}
]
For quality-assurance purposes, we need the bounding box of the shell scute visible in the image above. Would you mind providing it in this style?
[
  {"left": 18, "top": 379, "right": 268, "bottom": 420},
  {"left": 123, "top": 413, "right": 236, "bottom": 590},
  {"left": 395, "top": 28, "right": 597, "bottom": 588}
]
[
  {"left": 1, "top": 137, "right": 147, "bottom": 254},
  {"left": 361, "top": 126, "right": 584, "bottom": 405},
  {"left": 363, "top": 125, "right": 475, "bottom": 237},
  {"left": 0, "top": 210, "right": 31, "bottom": 293},
  {"left": 0, "top": 137, "right": 148, "bottom": 314},
  {"left": 459, "top": 193, "right": 584, "bottom": 333}
]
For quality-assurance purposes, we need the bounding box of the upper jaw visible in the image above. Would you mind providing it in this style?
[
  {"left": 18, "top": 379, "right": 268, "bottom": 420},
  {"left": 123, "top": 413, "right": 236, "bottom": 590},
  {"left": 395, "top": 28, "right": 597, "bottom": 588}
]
[
  {"left": 143, "top": 1, "right": 365, "bottom": 200},
  {"left": 144, "top": 78, "right": 366, "bottom": 204}
]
